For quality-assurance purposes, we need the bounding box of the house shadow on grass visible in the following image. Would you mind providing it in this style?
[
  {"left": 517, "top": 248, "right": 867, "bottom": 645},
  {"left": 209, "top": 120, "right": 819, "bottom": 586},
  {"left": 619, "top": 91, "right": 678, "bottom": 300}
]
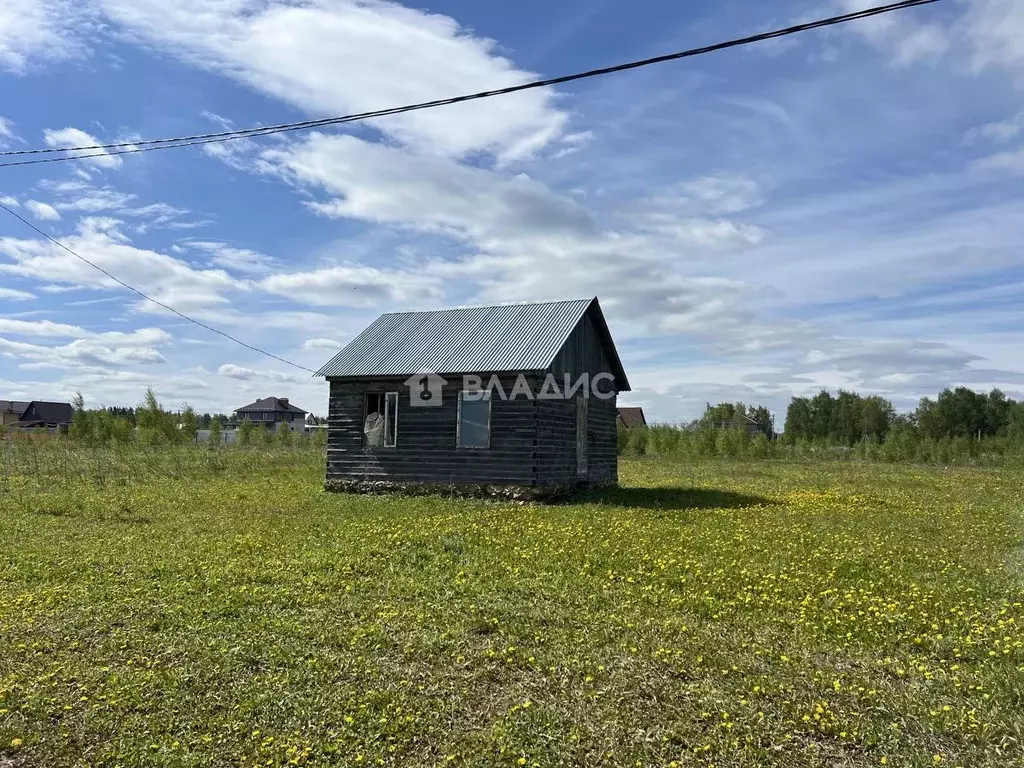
[{"left": 570, "top": 485, "right": 775, "bottom": 511}]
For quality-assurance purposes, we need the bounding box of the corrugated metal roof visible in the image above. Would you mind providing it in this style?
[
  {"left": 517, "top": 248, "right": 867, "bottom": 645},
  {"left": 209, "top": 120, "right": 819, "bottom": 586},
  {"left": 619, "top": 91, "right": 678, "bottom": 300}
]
[{"left": 316, "top": 298, "right": 604, "bottom": 379}]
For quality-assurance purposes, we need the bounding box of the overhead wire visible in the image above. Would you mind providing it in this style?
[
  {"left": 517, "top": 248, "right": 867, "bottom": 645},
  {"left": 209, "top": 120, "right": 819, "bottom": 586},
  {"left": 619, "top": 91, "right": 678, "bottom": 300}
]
[
  {"left": 0, "top": 201, "right": 317, "bottom": 373},
  {"left": 0, "top": 0, "right": 941, "bottom": 169},
  {"left": 0, "top": 0, "right": 942, "bottom": 371}
]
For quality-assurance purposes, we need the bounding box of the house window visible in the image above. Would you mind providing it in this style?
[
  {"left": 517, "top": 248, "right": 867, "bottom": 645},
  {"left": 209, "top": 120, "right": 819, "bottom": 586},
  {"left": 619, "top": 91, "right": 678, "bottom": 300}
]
[
  {"left": 364, "top": 392, "right": 398, "bottom": 448},
  {"left": 458, "top": 391, "right": 491, "bottom": 449}
]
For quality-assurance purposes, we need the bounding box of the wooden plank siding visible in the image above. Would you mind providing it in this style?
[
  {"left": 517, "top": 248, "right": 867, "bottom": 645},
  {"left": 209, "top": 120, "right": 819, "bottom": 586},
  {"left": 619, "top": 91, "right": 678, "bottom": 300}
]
[
  {"left": 325, "top": 305, "right": 621, "bottom": 490},
  {"left": 547, "top": 311, "right": 619, "bottom": 486}
]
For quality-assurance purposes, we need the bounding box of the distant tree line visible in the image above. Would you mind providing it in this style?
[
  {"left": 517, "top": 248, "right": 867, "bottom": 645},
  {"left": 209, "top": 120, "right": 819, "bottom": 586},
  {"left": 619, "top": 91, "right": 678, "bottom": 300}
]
[
  {"left": 619, "top": 386, "right": 1024, "bottom": 466},
  {"left": 100, "top": 406, "right": 233, "bottom": 429},
  {"left": 66, "top": 389, "right": 325, "bottom": 449},
  {"left": 784, "top": 387, "right": 1024, "bottom": 444}
]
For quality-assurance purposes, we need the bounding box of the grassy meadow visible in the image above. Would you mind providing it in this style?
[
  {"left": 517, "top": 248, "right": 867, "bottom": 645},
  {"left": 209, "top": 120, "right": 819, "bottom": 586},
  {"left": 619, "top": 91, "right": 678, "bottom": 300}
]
[{"left": 0, "top": 443, "right": 1022, "bottom": 767}]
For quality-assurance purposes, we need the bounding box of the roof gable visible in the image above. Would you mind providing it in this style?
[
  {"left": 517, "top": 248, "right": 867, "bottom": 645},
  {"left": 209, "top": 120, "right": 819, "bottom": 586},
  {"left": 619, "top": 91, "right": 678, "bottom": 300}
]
[
  {"left": 617, "top": 407, "right": 647, "bottom": 428},
  {"left": 315, "top": 297, "right": 629, "bottom": 389},
  {"left": 235, "top": 397, "right": 307, "bottom": 414}
]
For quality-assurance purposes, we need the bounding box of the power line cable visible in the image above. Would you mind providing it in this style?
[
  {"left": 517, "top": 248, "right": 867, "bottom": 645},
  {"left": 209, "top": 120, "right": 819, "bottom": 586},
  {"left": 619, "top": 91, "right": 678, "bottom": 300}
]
[
  {"left": 0, "top": 0, "right": 941, "bottom": 170},
  {"left": 0, "top": 0, "right": 941, "bottom": 370},
  {"left": 0, "top": 201, "right": 317, "bottom": 374}
]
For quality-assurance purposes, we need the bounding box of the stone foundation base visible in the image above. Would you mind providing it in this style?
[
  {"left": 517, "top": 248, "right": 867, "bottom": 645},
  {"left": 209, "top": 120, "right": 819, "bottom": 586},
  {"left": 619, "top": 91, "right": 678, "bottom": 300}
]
[{"left": 324, "top": 478, "right": 586, "bottom": 503}]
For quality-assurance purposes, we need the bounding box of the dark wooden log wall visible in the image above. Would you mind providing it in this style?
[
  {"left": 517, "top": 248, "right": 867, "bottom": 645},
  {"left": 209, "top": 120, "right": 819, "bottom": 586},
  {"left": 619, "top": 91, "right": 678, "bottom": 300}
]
[
  {"left": 328, "top": 374, "right": 539, "bottom": 486},
  {"left": 547, "top": 310, "right": 620, "bottom": 486}
]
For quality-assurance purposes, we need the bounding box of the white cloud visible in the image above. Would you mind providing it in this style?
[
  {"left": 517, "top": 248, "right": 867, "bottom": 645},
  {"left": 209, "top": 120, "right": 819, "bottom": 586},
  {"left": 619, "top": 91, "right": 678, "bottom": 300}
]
[
  {"left": 0, "top": 195, "right": 18, "bottom": 207},
  {"left": 0, "top": 318, "right": 87, "bottom": 337},
  {"left": 25, "top": 200, "right": 61, "bottom": 221},
  {"left": 964, "top": 111, "right": 1024, "bottom": 145},
  {"left": 93, "top": 0, "right": 569, "bottom": 160},
  {"left": 0, "top": 218, "right": 247, "bottom": 315},
  {"left": 964, "top": 0, "right": 1024, "bottom": 73},
  {"left": 836, "top": 0, "right": 949, "bottom": 66},
  {"left": 260, "top": 264, "right": 443, "bottom": 308},
  {"left": 0, "top": 327, "right": 172, "bottom": 369},
  {"left": 302, "top": 338, "right": 344, "bottom": 351},
  {"left": 186, "top": 241, "right": 276, "bottom": 274},
  {"left": 267, "top": 133, "right": 597, "bottom": 243},
  {"left": 0, "top": 0, "right": 89, "bottom": 73},
  {"left": 263, "top": 133, "right": 770, "bottom": 333},
  {"left": 52, "top": 187, "right": 136, "bottom": 213},
  {"left": 43, "top": 127, "right": 123, "bottom": 169},
  {"left": 972, "top": 147, "right": 1024, "bottom": 174},
  {"left": 0, "top": 287, "right": 35, "bottom": 300},
  {"left": 655, "top": 175, "right": 765, "bottom": 215},
  {"left": 0, "top": 116, "right": 16, "bottom": 146},
  {"left": 218, "top": 363, "right": 295, "bottom": 383}
]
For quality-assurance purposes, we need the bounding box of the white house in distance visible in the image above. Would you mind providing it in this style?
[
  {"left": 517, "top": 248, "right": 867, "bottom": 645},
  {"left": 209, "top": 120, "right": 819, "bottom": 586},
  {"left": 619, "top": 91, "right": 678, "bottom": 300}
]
[{"left": 233, "top": 397, "right": 308, "bottom": 432}]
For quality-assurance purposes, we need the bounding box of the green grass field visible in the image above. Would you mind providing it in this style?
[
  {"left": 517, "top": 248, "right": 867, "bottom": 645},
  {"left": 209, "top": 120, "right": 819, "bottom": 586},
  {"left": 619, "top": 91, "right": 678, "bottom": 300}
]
[{"left": 1, "top": 452, "right": 1022, "bottom": 767}]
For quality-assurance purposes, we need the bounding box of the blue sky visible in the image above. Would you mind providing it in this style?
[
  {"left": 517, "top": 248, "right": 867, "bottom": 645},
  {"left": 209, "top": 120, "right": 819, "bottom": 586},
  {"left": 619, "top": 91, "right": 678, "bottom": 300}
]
[{"left": 1, "top": 0, "right": 1022, "bottom": 422}]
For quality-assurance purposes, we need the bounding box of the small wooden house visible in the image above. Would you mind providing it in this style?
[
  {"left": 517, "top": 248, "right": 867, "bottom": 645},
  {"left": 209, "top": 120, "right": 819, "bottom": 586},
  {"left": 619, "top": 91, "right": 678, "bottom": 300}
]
[{"left": 316, "top": 297, "right": 630, "bottom": 498}]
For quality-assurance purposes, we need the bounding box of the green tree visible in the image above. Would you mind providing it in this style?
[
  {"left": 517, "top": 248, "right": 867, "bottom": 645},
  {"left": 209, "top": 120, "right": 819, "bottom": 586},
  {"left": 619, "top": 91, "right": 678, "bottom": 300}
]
[
  {"left": 809, "top": 390, "right": 834, "bottom": 440},
  {"left": 985, "top": 389, "right": 1011, "bottom": 436},
  {"left": 137, "top": 388, "right": 178, "bottom": 445},
  {"left": 69, "top": 391, "right": 93, "bottom": 443},
  {"left": 830, "top": 390, "right": 861, "bottom": 444},
  {"left": 180, "top": 404, "right": 199, "bottom": 443},
  {"left": 784, "top": 397, "right": 812, "bottom": 442},
  {"left": 236, "top": 417, "right": 255, "bottom": 446},
  {"left": 276, "top": 424, "right": 294, "bottom": 447},
  {"left": 208, "top": 417, "right": 222, "bottom": 447},
  {"left": 860, "top": 395, "right": 894, "bottom": 441},
  {"left": 746, "top": 405, "right": 774, "bottom": 438}
]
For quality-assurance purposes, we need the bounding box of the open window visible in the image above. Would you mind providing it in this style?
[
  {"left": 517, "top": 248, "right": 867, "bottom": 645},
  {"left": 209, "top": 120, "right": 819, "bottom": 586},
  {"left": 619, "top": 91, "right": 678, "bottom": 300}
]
[
  {"left": 364, "top": 392, "right": 398, "bottom": 448},
  {"left": 458, "top": 391, "right": 491, "bottom": 449}
]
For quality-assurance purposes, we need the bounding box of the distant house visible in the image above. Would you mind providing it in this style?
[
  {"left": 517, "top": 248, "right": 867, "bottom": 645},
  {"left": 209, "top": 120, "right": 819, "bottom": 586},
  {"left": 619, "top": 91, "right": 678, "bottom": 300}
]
[
  {"left": 617, "top": 407, "right": 647, "bottom": 429},
  {"left": 0, "top": 401, "right": 30, "bottom": 428},
  {"left": 315, "top": 297, "right": 630, "bottom": 498},
  {"left": 234, "top": 397, "right": 308, "bottom": 432},
  {"left": 710, "top": 414, "right": 770, "bottom": 438},
  {"left": 1, "top": 400, "right": 74, "bottom": 432}
]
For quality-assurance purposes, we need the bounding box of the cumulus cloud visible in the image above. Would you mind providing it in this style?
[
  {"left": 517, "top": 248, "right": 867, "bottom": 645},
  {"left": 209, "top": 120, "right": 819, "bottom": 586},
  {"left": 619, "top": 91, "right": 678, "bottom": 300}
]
[
  {"left": 267, "top": 134, "right": 597, "bottom": 242},
  {"left": 93, "top": 0, "right": 569, "bottom": 160},
  {"left": 0, "top": 218, "right": 247, "bottom": 315},
  {"left": 43, "top": 127, "right": 124, "bottom": 169},
  {"left": 0, "top": 326, "right": 172, "bottom": 369},
  {"left": 0, "top": 195, "right": 18, "bottom": 207},
  {"left": 0, "top": 0, "right": 90, "bottom": 72},
  {"left": 302, "top": 338, "right": 344, "bottom": 351},
  {"left": 25, "top": 200, "right": 61, "bottom": 221},
  {"left": 262, "top": 133, "right": 772, "bottom": 334},
  {"left": 261, "top": 264, "right": 443, "bottom": 308}
]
